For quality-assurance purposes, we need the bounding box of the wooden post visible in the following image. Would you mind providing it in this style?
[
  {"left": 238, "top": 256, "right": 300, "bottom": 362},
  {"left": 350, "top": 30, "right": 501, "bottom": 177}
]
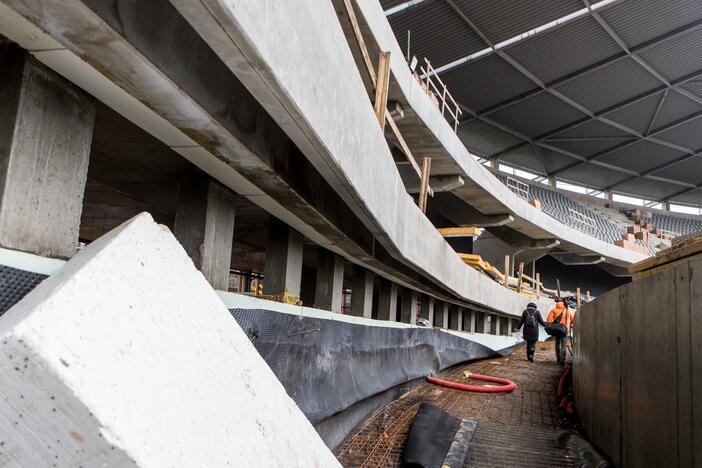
[
  {"left": 556, "top": 279, "right": 561, "bottom": 298},
  {"left": 503, "top": 255, "right": 510, "bottom": 288},
  {"left": 577, "top": 288, "right": 581, "bottom": 308},
  {"left": 374, "top": 51, "right": 391, "bottom": 132},
  {"left": 587, "top": 290, "right": 591, "bottom": 302},
  {"left": 418, "top": 156, "right": 432, "bottom": 213},
  {"left": 517, "top": 262, "right": 524, "bottom": 293},
  {"left": 535, "top": 273, "right": 541, "bottom": 299},
  {"left": 341, "top": 0, "right": 376, "bottom": 86}
]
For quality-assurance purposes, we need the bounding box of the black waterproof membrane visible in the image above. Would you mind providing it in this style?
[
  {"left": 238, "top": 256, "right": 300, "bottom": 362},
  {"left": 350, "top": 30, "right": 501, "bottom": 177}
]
[
  {"left": 403, "top": 403, "right": 460, "bottom": 468},
  {"left": 0, "top": 265, "right": 47, "bottom": 316},
  {"left": 229, "top": 308, "right": 521, "bottom": 424}
]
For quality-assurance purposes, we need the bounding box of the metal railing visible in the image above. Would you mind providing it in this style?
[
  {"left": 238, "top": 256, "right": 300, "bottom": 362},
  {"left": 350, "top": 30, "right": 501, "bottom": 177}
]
[
  {"left": 568, "top": 208, "right": 597, "bottom": 234},
  {"left": 506, "top": 176, "right": 530, "bottom": 200},
  {"left": 418, "top": 58, "right": 462, "bottom": 132}
]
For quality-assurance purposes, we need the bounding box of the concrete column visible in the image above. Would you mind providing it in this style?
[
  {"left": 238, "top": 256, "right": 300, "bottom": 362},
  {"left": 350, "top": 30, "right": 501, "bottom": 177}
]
[
  {"left": 350, "top": 265, "right": 373, "bottom": 318},
  {"left": 465, "top": 309, "right": 475, "bottom": 332},
  {"left": 314, "top": 249, "right": 344, "bottom": 312},
  {"left": 420, "top": 294, "right": 434, "bottom": 324},
  {"left": 377, "top": 278, "right": 398, "bottom": 321},
  {"left": 604, "top": 190, "right": 614, "bottom": 201},
  {"left": 174, "top": 172, "right": 236, "bottom": 290},
  {"left": 500, "top": 317, "right": 509, "bottom": 336},
  {"left": 489, "top": 314, "right": 498, "bottom": 335},
  {"left": 457, "top": 307, "right": 464, "bottom": 331},
  {"left": 489, "top": 158, "right": 499, "bottom": 169},
  {"left": 548, "top": 176, "right": 557, "bottom": 188},
  {"left": 400, "top": 288, "right": 418, "bottom": 324},
  {"left": 263, "top": 217, "right": 304, "bottom": 297},
  {"left": 475, "top": 312, "right": 485, "bottom": 333},
  {"left": 0, "top": 46, "right": 95, "bottom": 259},
  {"left": 663, "top": 200, "right": 671, "bottom": 211},
  {"left": 440, "top": 302, "right": 449, "bottom": 328}
]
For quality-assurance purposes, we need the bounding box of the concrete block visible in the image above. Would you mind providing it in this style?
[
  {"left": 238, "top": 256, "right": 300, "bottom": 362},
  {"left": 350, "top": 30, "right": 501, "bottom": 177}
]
[{"left": 0, "top": 213, "right": 338, "bottom": 467}]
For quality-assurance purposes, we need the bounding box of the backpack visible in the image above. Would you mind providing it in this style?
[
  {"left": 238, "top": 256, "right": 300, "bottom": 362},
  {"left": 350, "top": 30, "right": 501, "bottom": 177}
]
[
  {"left": 545, "top": 310, "right": 567, "bottom": 337},
  {"left": 525, "top": 308, "right": 537, "bottom": 328}
]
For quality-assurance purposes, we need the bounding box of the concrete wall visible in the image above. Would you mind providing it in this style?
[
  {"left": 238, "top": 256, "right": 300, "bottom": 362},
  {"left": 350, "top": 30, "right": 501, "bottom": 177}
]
[{"left": 574, "top": 254, "right": 702, "bottom": 467}]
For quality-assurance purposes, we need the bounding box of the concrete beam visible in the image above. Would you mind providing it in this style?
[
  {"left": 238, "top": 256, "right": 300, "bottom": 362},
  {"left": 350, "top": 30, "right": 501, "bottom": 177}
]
[
  {"left": 376, "top": 277, "right": 398, "bottom": 321},
  {"left": 550, "top": 253, "right": 606, "bottom": 265},
  {"left": 174, "top": 172, "right": 236, "bottom": 290},
  {"left": 406, "top": 175, "right": 464, "bottom": 193},
  {"left": 350, "top": 265, "right": 373, "bottom": 318},
  {"left": 0, "top": 213, "right": 338, "bottom": 466},
  {"left": 400, "top": 287, "right": 418, "bottom": 324},
  {"left": 263, "top": 218, "right": 304, "bottom": 297},
  {"left": 432, "top": 193, "right": 514, "bottom": 227},
  {"left": 0, "top": 46, "right": 94, "bottom": 259},
  {"left": 314, "top": 249, "right": 344, "bottom": 313}
]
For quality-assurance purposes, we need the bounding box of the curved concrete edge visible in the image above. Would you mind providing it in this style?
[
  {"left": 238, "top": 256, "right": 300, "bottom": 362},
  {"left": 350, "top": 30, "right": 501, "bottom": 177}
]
[
  {"left": 0, "top": 213, "right": 340, "bottom": 467},
  {"left": 170, "top": 0, "right": 553, "bottom": 316},
  {"left": 353, "top": 0, "right": 646, "bottom": 267},
  {"left": 0, "top": 0, "right": 546, "bottom": 315}
]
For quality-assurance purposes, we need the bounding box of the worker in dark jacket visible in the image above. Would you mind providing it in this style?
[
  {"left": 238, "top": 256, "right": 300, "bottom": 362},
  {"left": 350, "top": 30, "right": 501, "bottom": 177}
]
[{"left": 515, "top": 302, "right": 546, "bottom": 362}]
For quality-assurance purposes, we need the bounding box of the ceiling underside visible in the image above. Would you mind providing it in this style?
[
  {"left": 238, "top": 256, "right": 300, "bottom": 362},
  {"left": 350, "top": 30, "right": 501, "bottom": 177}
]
[{"left": 382, "top": 0, "right": 702, "bottom": 206}]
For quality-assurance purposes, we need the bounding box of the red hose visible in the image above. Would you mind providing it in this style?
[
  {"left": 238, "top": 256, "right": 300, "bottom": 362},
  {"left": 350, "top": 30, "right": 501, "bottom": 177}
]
[{"left": 426, "top": 373, "right": 516, "bottom": 393}]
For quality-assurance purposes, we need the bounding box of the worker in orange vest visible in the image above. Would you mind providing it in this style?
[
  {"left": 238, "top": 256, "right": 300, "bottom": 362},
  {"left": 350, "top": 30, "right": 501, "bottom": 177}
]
[{"left": 546, "top": 300, "right": 574, "bottom": 365}]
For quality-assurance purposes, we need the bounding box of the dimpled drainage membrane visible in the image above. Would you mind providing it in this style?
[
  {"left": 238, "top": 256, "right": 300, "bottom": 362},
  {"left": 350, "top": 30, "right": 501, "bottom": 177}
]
[
  {"left": 335, "top": 344, "right": 610, "bottom": 468},
  {"left": 0, "top": 265, "right": 47, "bottom": 316}
]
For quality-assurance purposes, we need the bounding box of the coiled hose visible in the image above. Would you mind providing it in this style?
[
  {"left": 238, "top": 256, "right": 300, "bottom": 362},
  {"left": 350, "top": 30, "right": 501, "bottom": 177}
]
[{"left": 426, "top": 373, "right": 516, "bottom": 393}]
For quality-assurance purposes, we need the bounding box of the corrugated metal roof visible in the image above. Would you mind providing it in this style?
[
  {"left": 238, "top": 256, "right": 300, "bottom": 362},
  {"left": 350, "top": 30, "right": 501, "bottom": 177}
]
[
  {"left": 656, "top": 117, "right": 702, "bottom": 149},
  {"left": 440, "top": 54, "right": 536, "bottom": 112},
  {"left": 600, "top": 0, "right": 702, "bottom": 48},
  {"left": 598, "top": 140, "right": 685, "bottom": 173},
  {"left": 649, "top": 90, "right": 702, "bottom": 130},
  {"left": 382, "top": 0, "right": 702, "bottom": 204},
  {"left": 499, "top": 145, "right": 572, "bottom": 174},
  {"left": 388, "top": 0, "right": 485, "bottom": 68},
  {"left": 615, "top": 177, "right": 683, "bottom": 200},
  {"left": 639, "top": 27, "right": 702, "bottom": 82},
  {"left": 488, "top": 91, "right": 586, "bottom": 138},
  {"left": 452, "top": 0, "right": 583, "bottom": 45},
  {"left": 603, "top": 91, "right": 663, "bottom": 134},
  {"left": 558, "top": 163, "right": 632, "bottom": 189},
  {"left": 653, "top": 156, "right": 702, "bottom": 185},
  {"left": 503, "top": 16, "right": 621, "bottom": 84},
  {"left": 555, "top": 57, "right": 661, "bottom": 113},
  {"left": 671, "top": 188, "right": 702, "bottom": 205},
  {"left": 457, "top": 119, "right": 523, "bottom": 155}
]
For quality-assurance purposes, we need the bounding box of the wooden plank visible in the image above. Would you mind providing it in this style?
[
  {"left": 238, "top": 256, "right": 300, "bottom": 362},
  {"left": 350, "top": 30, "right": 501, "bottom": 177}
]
[
  {"left": 385, "top": 113, "right": 422, "bottom": 179},
  {"left": 437, "top": 226, "right": 482, "bottom": 238},
  {"left": 517, "top": 262, "right": 524, "bottom": 294},
  {"left": 536, "top": 273, "right": 541, "bottom": 299},
  {"left": 341, "top": 0, "right": 376, "bottom": 87},
  {"left": 629, "top": 233, "right": 702, "bottom": 275},
  {"left": 374, "top": 51, "right": 391, "bottom": 132},
  {"left": 556, "top": 279, "right": 561, "bottom": 298},
  {"left": 577, "top": 287, "right": 581, "bottom": 308},
  {"left": 418, "top": 156, "right": 432, "bottom": 213},
  {"left": 503, "top": 255, "right": 510, "bottom": 288}
]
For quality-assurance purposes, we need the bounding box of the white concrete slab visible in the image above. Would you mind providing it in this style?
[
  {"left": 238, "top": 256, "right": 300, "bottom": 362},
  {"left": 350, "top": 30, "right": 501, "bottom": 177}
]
[{"left": 0, "top": 213, "right": 339, "bottom": 467}]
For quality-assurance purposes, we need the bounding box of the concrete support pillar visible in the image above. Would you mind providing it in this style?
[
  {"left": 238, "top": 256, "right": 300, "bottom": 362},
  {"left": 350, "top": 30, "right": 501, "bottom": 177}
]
[
  {"left": 419, "top": 294, "right": 434, "bottom": 325},
  {"left": 604, "top": 190, "right": 614, "bottom": 201},
  {"left": 457, "top": 307, "right": 464, "bottom": 331},
  {"left": 263, "top": 217, "right": 304, "bottom": 298},
  {"left": 465, "top": 309, "right": 475, "bottom": 332},
  {"left": 174, "top": 172, "right": 236, "bottom": 290},
  {"left": 400, "top": 288, "right": 418, "bottom": 324},
  {"left": 489, "top": 314, "right": 498, "bottom": 335},
  {"left": 663, "top": 200, "right": 671, "bottom": 211},
  {"left": 548, "top": 176, "right": 557, "bottom": 188},
  {"left": 0, "top": 46, "right": 95, "bottom": 259},
  {"left": 475, "top": 312, "right": 486, "bottom": 333},
  {"left": 314, "top": 249, "right": 344, "bottom": 313},
  {"left": 440, "top": 302, "right": 449, "bottom": 328},
  {"left": 500, "top": 317, "right": 509, "bottom": 336},
  {"left": 376, "top": 278, "right": 398, "bottom": 321},
  {"left": 350, "top": 265, "right": 373, "bottom": 318}
]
